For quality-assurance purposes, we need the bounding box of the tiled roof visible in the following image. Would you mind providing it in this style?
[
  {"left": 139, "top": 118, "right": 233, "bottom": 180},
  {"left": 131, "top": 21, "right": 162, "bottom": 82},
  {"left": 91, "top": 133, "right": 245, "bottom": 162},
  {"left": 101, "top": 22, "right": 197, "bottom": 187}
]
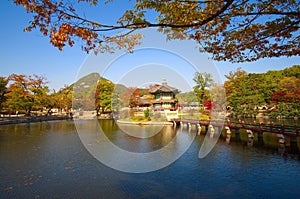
[{"left": 149, "top": 83, "right": 179, "bottom": 94}]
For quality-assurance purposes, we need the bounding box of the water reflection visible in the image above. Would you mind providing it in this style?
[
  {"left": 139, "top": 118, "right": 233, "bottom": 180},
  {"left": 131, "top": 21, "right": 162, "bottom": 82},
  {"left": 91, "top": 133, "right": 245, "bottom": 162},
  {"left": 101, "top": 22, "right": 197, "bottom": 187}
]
[
  {"left": 73, "top": 119, "right": 197, "bottom": 173},
  {"left": 98, "top": 120, "right": 178, "bottom": 153},
  {"left": 117, "top": 123, "right": 165, "bottom": 139},
  {"left": 1, "top": 120, "right": 300, "bottom": 198},
  {"left": 278, "top": 143, "right": 287, "bottom": 157},
  {"left": 225, "top": 126, "right": 231, "bottom": 144}
]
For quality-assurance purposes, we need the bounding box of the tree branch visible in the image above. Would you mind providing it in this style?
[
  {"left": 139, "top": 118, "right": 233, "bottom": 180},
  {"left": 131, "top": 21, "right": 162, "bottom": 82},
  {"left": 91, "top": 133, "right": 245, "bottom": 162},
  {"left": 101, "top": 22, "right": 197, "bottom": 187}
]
[
  {"left": 237, "top": 11, "right": 300, "bottom": 17},
  {"left": 89, "top": 0, "right": 235, "bottom": 31}
]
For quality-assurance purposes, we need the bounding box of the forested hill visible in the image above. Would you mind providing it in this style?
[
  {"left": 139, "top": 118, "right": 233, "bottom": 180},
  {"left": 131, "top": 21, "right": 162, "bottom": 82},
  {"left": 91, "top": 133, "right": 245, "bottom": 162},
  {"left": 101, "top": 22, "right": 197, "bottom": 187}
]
[
  {"left": 72, "top": 73, "right": 126, "bottom": 93},
  {"left": 224, "top": 65, "right": 300, "bottom": 117}
]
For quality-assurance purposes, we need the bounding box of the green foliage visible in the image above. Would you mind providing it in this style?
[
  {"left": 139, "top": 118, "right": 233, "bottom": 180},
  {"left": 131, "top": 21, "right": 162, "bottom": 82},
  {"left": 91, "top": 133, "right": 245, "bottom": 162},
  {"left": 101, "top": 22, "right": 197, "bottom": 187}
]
[
  {"left": 0, "top": 73, "right": 124, "bottom": 117},
  {"left": 111, "top": 92, "right": 121, "bottom": 113},
  {"left": 130, "top": 115, "right": 148, "bottom": 122},
  {"left": 176, "top": 91, "right": 198, "bottom": 104},
  {"left": 0, "top": 77, "right": 8, "bottom": 110},
  {"left": 54, "top": 85, "right": 73, "bottom": 112},
  {"left": 144, "top": 108, "right": 151, "bottom": 118},
  {"left": 95, "top": 78, "right": 115, "bottom": 115},
  {"left": 225, "top": 65, "right": 300, "bottom": 118},
  {"left": 193, "top": 72, "right": 214, "bottom": 104}
]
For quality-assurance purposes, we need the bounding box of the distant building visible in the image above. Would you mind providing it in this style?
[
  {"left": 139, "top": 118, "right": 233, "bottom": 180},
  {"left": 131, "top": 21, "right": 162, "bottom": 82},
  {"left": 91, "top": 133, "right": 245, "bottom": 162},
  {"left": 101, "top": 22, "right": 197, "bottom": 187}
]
[{"left": 149, "top": 80, "right": 179, "bottom": 111}]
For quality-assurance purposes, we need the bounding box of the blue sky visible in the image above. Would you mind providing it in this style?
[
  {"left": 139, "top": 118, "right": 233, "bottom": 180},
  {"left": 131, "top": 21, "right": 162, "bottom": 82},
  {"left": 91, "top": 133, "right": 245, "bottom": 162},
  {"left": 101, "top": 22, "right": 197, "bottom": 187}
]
[{"left": 1, "top": 1, "right": 299, "bottom": 92}]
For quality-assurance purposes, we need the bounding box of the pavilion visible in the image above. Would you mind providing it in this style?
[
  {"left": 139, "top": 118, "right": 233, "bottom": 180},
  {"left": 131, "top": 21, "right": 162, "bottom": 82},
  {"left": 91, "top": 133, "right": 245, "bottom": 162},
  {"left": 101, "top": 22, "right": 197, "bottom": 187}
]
[{"left": 149, "top": 80, "right": 180, "bottom": 111}]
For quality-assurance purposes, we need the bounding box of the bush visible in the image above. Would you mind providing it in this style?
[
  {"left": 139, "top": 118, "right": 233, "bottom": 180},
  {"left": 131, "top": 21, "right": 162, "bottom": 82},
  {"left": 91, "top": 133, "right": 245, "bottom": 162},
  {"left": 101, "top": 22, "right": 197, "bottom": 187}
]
[
  {"left": 131, "top": 115, "right": 147, "bottom": 122},
  {"left": 144, "top": 108, "right": 151, "bottom": 118}
]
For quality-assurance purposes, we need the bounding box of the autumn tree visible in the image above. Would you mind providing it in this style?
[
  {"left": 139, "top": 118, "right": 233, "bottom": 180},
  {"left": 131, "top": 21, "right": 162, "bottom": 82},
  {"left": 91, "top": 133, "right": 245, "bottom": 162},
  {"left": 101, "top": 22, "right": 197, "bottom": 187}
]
[
  {"left": 5, "top": 74, "right": 49, "bottom": 115},
  {"left": 224, "top": 67, "right": 247, "bottom": 101},
  {"left": 53, "top": 85, "right": 73, "bottom": 114},
  {"left": 13, "top": 0, "right": 300, "bottom": 62},
  {"left": 118, "top": 87, "right": 144, "bottom": 108},
  {"left": 0, "top": 77, "right": 8, "bottom": 112},
  {"left": 28, "top": 74, "right": 50, "bottom": 112},
  {"left": 130, "top": 88, "right": 142, "bottom": 107},
  {"left": 271, "top": 77, "right": 300, "bottom": 103}
]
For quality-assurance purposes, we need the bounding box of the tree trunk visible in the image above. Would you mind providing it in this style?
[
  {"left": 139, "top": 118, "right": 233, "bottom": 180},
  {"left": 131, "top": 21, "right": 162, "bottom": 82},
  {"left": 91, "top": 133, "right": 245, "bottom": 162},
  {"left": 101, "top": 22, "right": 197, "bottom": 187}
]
[
  {"left": 46, "top": 108, "right": 52, "bottom": 116},
  {"left": 96, "top": 107, "right": 100, "bottom": 116},
  {"left": 26, "top": 108, "right": 31, "bottom": 116}
]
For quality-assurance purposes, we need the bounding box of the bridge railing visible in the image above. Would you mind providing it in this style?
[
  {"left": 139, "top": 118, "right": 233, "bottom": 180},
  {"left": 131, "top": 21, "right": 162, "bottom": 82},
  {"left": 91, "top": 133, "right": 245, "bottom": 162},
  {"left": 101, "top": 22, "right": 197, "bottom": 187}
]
[{"left": 174, "top": 119, "right": 299, "bottom": 136}]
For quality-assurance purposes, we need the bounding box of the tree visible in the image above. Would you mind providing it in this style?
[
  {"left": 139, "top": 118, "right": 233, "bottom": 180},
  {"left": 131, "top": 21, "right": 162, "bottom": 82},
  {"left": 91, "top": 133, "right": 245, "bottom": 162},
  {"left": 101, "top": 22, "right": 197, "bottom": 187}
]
[
  {"left": 53, "top": 85, "right": 73, "bottom": 113},
  {"left": 193, "top": 72, "right": 214, "bottom": 104},
  {"left": 5, "top": 74, "right": 49, "bottom": 115},
  {"left": 119, "top": 87, "right": 141, "bottom": 108},
  {"left": 13, "top": 0, "right": 300, "bottom": 62},
  {"left": 95, "top": 78, "right": 115, "bottom": 115},
  {"left": 0, "top": 77, "right": 8, "bottom": 112},
  {"left": 28, "top": 74, "right": 50, "bottom": 112},
  {"left": 271, "top": 77, "right": 300, "bottom": 103},
  {"left": 210, "top": 84, "right": 226, "bottom": 110},
  {"left": 176, "top": 91, "right": 198, "bottom": 104},
  {"left": 225, "top": 70, "right": 265, "bottom": 117},
  {"left": 224, "top": 67, "right": 247, "bottom": 100},
  {"left": 111, "top": 91, "right": 121, "bottom": 115},
  {"left": 282, "top": 65, "right": 300, "bottom": 78},
  {"left": 225, "top": 65, "right": 300, "bottom": 118}
]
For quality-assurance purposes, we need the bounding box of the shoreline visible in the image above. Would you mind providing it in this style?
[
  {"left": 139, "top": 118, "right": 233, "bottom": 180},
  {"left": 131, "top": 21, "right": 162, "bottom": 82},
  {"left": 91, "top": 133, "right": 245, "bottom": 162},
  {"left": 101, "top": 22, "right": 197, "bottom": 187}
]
[
  {"left": 0, "top": 115, "right": 72, "bottom": 125},
  {"left": 117, "top": 120, "right": 173, "bottom": 125}
]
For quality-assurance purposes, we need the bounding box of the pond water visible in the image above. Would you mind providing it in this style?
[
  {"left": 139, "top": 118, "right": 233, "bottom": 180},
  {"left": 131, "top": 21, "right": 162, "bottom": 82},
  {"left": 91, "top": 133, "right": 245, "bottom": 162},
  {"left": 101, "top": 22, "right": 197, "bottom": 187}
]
[{"left": 1, "top": 119, "right": 300, "bottom": 198}]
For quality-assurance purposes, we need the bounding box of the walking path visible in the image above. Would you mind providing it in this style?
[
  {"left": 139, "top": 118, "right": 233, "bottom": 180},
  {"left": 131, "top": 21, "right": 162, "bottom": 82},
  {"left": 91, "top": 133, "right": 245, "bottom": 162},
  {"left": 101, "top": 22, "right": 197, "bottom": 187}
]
[{"left": 0, "top": 115, "right": 71, "bottom": 125}]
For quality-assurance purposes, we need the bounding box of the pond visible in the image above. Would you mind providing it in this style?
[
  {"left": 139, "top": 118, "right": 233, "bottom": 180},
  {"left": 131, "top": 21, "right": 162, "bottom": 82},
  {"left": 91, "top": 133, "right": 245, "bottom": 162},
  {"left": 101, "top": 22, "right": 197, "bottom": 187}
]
[{"left": 1, "top": 119, "right": 300, "bottom": 198}]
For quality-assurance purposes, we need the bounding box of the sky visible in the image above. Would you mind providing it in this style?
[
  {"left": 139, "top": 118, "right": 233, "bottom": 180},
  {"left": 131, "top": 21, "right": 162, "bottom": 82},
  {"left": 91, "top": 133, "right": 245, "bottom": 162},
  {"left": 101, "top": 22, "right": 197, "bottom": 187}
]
[{"left": 0, "top": 1, "right": 299, "bottom": 92}]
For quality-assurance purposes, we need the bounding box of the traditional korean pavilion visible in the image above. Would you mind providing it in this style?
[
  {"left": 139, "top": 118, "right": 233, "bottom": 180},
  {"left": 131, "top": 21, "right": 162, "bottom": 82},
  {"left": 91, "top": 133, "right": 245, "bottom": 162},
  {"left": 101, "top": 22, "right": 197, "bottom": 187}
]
[{"left": 149, "top": 80, "right": 179, "bottom": 111}]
